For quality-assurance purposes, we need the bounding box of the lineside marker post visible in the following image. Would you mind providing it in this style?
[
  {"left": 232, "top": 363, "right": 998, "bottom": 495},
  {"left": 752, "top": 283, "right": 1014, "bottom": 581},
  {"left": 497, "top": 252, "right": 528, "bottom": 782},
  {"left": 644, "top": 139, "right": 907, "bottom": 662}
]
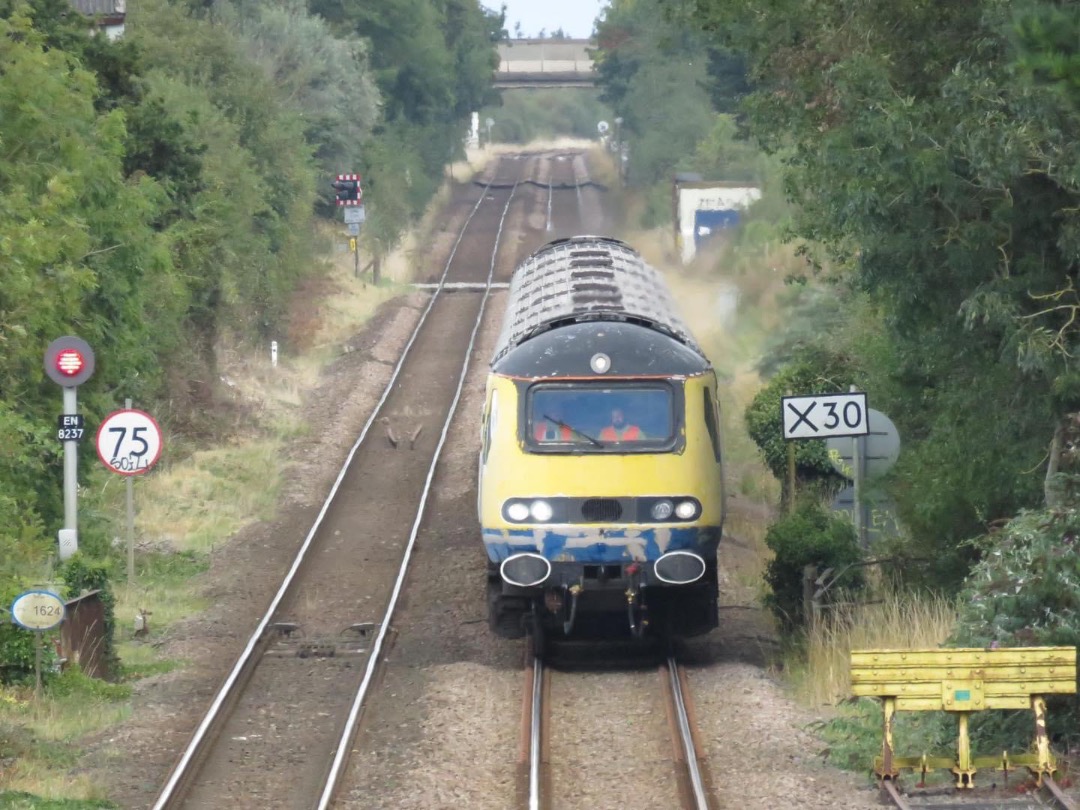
[
  {"left": 96, "top": 405, "right": 164, "bottom": 587},
  {"left": 124, "top": 398, "right": 135, "bottom": 585},
  {"left": 786, "top": 440, "right": 796, "bottom": 514},
  {"left": 11, "top": 590, "right": 65, "bottom": 700},
  {"left": 850, "top": 385, "right": 867, "bottom": 548},
  {"left": 44, "top": 336, "right": 96, "bottom": 561}
]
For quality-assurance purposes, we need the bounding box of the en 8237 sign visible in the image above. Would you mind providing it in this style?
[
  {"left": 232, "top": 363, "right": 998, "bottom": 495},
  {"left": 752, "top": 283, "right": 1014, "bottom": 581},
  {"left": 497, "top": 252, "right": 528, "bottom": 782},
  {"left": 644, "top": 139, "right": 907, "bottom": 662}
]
[{"left": 96, "top": 409, "right": 163, "bottom": 475}]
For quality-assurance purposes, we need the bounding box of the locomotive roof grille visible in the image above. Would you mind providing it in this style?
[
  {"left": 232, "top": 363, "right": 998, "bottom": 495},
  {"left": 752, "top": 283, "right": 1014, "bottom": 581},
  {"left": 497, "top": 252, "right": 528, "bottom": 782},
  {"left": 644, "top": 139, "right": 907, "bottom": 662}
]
[
  {"left": 492, "top": 236, "right": 705, "bottom": 364},
  {"left": 570, "top": 269, "right": 616, "bottom": 280}
]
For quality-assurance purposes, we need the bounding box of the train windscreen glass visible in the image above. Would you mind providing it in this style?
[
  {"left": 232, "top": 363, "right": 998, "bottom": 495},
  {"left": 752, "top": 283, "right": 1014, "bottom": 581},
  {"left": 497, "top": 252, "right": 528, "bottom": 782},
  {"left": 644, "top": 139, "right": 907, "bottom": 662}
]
[{"left": 528, "top": 385, "right": 674, "bottom": 448}]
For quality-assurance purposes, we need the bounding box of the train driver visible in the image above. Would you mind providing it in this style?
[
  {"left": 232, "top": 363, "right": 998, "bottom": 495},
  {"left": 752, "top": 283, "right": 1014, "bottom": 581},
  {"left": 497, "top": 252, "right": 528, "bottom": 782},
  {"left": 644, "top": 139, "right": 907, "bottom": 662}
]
[
  {"left": 600, "top": 407, "right": 644, "bottom": 441},
  {"left": 534, "top": 406, "right": 574, "bottom": 442}
]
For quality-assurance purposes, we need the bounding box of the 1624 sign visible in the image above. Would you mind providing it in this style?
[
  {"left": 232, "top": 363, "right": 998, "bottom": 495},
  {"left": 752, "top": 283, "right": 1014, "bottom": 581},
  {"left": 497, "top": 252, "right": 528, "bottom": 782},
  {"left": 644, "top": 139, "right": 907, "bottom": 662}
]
[{"left": 95, "top": 409, "right": 162, "bottom": 475}]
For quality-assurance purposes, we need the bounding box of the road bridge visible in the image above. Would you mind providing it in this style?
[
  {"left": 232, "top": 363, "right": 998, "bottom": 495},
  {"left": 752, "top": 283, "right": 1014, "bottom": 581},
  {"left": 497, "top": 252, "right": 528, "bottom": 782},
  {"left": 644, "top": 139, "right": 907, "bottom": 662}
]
[{"left": 496, "top": 39, "right": 595, "bottom": 89}]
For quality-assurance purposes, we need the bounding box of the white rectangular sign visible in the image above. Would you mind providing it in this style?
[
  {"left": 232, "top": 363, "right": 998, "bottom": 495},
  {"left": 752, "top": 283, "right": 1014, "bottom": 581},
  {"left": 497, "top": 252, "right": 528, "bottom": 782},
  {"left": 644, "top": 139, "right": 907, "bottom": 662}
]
[
  {"left": 782, "top": 392, "right": 869, "bottom": 440},
  {"left": 343, "top": 205, "right": 366, "bottom": 224}
]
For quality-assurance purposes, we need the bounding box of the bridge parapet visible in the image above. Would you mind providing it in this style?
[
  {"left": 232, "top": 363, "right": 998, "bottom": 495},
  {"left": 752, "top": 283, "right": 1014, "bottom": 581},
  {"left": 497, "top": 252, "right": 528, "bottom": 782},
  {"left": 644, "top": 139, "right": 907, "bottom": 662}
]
[{"left": 496, "top": 39, "right": 595, "bottom": 88}]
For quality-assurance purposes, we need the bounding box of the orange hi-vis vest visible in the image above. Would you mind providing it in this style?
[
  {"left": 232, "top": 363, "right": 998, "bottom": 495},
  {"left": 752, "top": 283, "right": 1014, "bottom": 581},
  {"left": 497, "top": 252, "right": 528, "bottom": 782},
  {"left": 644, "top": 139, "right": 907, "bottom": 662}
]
[
  {"left": 535, "top": 422, "right": 573, "bottom": 441},
  {"left": 599, "top": 424, "right": 641, "bottom": 441}
]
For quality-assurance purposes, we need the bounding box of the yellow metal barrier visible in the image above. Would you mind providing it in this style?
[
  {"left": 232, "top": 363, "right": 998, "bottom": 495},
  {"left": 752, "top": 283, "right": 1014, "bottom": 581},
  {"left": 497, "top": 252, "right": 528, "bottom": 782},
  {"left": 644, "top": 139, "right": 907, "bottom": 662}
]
[{"left": 850, "top": 647, "right": 1076, "bottom": 788}]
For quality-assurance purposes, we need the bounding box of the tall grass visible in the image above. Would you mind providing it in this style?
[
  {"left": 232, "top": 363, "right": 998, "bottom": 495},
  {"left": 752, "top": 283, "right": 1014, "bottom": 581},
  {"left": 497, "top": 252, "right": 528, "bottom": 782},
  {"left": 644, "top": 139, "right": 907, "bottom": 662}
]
[
  {"left": 0, "top": 669, "right": 130, "bottom": 802},
  {"left": 790, "top": 589, "right": 959, "bottom": 707}
]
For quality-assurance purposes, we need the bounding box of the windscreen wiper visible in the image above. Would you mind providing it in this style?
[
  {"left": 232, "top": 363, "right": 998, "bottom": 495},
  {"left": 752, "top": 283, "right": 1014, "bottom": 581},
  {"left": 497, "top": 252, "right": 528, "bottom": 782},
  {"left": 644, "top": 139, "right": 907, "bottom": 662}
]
[{"left": 542, "top": 413, "right": 603, "bottom": 447}]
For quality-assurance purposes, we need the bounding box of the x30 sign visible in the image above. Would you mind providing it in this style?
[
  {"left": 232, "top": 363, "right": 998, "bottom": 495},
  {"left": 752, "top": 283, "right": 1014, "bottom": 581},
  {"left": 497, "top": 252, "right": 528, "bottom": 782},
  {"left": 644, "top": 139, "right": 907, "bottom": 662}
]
[{"left": 782, "top": 392, "right": 869, "bottom": 440}]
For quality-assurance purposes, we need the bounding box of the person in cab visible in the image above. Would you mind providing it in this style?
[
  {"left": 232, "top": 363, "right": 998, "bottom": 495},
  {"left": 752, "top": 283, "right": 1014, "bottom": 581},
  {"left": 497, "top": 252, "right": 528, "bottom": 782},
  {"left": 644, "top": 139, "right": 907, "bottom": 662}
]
[
  {"left": 600, "top": 407, "right": 644, "bottom": 441},
  {"left": 534, "top": 403, "right": 574, "bottom": 442},
  {"left": 535, "top": 417, "right": 573, "bottom": 442}
]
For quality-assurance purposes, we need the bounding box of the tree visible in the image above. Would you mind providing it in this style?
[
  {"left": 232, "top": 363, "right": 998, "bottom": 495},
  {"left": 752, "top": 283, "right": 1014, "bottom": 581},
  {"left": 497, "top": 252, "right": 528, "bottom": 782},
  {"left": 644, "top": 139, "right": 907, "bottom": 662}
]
[
  {"left": 223, "top": 0, "right": 380, "bottom": 185},
  {"left": 0, "top": 8, "right": 175, "bottom": 540},
  {"left": 667, "top": 0, "right": 1080, "bottom": 586},
  {"left": 308, "top": 0, "right": 501, "bottom": 229},
  {"left": 593, "top": 1, "right": 707, "bottom": 193}
]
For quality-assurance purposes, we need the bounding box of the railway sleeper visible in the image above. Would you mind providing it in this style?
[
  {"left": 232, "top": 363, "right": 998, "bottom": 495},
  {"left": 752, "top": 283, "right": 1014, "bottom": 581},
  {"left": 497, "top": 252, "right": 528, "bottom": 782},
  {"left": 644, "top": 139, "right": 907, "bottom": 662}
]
[{"left": 263, "top": 621, "right": 379, "bottom": 658}]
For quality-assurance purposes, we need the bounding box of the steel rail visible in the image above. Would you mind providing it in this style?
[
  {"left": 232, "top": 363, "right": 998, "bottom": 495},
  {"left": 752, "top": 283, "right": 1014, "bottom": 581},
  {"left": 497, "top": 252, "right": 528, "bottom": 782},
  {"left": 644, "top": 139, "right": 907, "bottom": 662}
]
[
  {"left": 666, "top": 656, "right": 710, "bottom": 810},
  {"left": 151, "top": 167, "right": 508, "bottom": 810},
  {"left": 527, "top": 654, "right": 544, "bottom": 810},
  {"left": 883, "top": 773, "right": 1077, "bottom": 810},
  {"left": 316, "top": 180, "right": 519, "bottom": 809},
  {"left": 526, "top": 657, "right": 713, "bottom": 810},
  {"left": 1044, "top": 776, "right": 1078, "bottom": 810},
  {"left": 883, "top": 779, "right": 913, "bottom": 810}
]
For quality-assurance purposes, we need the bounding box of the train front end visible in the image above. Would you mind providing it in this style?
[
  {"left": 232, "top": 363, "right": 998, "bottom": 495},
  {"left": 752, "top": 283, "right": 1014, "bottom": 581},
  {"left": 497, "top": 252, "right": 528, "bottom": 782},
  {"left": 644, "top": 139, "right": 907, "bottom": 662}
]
[{"left": 478, "top": 237, "right": 725, "bottom": 642}]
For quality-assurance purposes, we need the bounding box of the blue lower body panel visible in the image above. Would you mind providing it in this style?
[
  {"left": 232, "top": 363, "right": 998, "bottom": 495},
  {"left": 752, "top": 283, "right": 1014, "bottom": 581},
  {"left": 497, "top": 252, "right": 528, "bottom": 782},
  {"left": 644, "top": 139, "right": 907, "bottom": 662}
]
[{"left": 481, "top": 526, "right": 721, "bottom": 564}]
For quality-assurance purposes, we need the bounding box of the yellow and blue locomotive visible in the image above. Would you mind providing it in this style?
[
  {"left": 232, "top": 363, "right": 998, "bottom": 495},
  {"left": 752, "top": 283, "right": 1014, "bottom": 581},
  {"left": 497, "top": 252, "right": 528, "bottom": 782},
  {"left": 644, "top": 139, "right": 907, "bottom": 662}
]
[{"left": 478, "top": 236, "right": 725, "bottom": 641}]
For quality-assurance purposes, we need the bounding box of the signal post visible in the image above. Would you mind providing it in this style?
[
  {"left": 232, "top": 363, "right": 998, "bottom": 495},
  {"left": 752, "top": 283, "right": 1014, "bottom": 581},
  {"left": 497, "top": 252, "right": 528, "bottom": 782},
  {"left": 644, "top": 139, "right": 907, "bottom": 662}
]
[
  {"left": 43, "top": 336, "right": 96, "bottom": 561},
  {"left": 332, "top": 173, "right": 366, "bottom": 279}
]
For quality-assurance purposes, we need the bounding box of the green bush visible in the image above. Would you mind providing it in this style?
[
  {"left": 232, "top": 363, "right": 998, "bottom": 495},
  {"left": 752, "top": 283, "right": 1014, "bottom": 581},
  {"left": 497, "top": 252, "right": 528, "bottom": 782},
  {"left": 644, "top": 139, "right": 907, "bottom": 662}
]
[
  {"left": 948, "top": 476, "right": 1080, "bottom": 751},
  {"left": 817, "top": 698, "right": 955, "bottom": 774},
  {"left": 46, "top": 663, "right": 131, "bottom": 702},
  {"left": 763, "top": 502, "right": 863, "bottom": 630}
]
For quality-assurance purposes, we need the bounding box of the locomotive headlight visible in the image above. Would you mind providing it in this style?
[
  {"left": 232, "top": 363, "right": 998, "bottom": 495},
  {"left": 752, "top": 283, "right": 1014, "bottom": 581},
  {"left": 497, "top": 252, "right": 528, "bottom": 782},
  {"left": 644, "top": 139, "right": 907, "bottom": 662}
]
[
  {"left": 650, "top": 500, "right": 674, "bottom": 520},
  {"left": 505, "top": 501, "right": 530, "bottom": 522},
  {"left": 674, "top": 500, "right": 699, "bottom": 520},
  {"left": 590, "top": 352, "right": 611, "bottom": 374},
  {"left": 530, "top": 500, "right": 554, "bottom": 522}
]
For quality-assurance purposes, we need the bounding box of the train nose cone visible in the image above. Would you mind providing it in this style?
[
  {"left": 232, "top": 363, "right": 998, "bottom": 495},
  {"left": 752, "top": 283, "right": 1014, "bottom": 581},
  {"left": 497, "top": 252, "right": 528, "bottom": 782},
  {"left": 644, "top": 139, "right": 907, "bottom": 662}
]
[
  {"left": 500, "top": 553, "right": 551, "bottom": 587},
  {"left": 653, "top": 551, "right": 706, "bottom": 585}
]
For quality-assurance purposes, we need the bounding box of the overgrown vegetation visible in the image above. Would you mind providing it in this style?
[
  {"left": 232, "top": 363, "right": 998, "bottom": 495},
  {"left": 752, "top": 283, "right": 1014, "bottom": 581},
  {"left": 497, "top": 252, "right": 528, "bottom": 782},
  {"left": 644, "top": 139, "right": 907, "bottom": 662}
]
[
  {"left": 481, "top": 89, "right": 611, "bottom": 144},
  {"left": 1, "top": 665, "right": 130, "bottom": 801},
  {"left": 581, "top": 0, "right": 1080, "bottom": 782},
  {"left": 0, "top": 0, "right": 500, "bottom": 644},
  {"left": 590, "top": 0, "right": 755, "bottom": 227},
  {"left": 0, "top": 0, "right": 500, "bottom": 800},
  {"left": 594, "top": 0, "right": 1080, "bottom": 775}
]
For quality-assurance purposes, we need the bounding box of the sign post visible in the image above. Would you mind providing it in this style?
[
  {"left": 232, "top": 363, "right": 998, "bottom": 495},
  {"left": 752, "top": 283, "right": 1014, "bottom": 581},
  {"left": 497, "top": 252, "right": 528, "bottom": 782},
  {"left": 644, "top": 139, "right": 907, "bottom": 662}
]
[
  {"left": 11, "top": 590, "right": 65, "bottom": 699},
  {"left": 344, "top": 205, "right": 365, "bottom": 279},
  {"left": 96, "top": 407, "right": 163, "bottom": 585},
  {"left": 825, "top": 405, "right": 902, "bottom": 548},
  {"left": 44, "top": 337, "right": 96, "bottom": 560}
]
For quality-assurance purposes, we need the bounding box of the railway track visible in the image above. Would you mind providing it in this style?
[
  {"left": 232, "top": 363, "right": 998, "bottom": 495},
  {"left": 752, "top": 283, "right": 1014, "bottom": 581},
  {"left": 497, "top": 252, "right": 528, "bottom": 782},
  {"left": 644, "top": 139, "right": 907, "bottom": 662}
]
[
  {"left": 881, "top": 776, "right": 1078, "bottom": 810},
  {"left": 150, "top": 149, "right": 598, "bottom": 810},
  {"left": 521, "top": 650, "right": 717, "bottom": 810},
  {"left": 151, "top": 157, "right": 526, "bottom": 809}
]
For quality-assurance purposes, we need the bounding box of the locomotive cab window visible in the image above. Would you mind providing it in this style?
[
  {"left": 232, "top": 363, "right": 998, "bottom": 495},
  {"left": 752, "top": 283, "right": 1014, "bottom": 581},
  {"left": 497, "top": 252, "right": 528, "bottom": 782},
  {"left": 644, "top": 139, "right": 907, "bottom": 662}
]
[
  {"left": 482, "top": 390, "right": 498, "bottom": 464},
  {"left": 525, "top": 383, "right": 679, "bottom": 452},
  {"left": 703, "top": 388, "right": 722, "bottom": 462}
]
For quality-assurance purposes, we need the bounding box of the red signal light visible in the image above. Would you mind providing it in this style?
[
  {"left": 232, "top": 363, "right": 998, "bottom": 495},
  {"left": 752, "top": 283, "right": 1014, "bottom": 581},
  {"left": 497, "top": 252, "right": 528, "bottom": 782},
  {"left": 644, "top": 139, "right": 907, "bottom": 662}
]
[{"left": 55, "top": 349, "right": 85, "bottom": 377}]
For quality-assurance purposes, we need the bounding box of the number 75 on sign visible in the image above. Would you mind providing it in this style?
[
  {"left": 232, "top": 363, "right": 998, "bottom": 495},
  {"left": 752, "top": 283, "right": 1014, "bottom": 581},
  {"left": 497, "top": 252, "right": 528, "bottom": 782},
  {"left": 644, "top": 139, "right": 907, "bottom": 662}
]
[{"left": 781, "top": 392, "right": 869, "bottom": 440}]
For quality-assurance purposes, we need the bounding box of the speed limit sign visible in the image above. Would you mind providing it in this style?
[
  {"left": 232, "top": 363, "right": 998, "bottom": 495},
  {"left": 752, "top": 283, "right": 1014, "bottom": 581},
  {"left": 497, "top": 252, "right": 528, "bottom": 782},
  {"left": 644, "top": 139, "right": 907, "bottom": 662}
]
[{"left": 95, "top": 409, "right": 162, "bottom": 476}]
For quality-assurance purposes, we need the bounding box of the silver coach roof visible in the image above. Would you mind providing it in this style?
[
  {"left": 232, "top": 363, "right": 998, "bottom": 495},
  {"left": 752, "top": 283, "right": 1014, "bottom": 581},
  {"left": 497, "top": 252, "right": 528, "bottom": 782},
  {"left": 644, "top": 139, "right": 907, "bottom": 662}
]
[{"left": 491, "top": 236, "right": 704, "bottom": 364}]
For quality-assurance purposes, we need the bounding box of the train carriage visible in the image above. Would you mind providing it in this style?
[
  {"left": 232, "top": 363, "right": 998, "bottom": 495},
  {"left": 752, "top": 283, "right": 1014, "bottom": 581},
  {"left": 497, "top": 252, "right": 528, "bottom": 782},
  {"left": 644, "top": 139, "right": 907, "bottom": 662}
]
[{"left": 478, "top": 236, "right": 726, "bottom": 642}]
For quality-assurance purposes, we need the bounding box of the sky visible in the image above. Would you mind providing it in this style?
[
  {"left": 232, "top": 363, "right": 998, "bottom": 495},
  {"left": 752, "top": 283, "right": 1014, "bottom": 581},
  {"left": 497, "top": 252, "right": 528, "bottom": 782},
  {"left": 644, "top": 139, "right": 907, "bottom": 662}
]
[{"left": 492, "top": 0, "right": 607, "bottom": 39}]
